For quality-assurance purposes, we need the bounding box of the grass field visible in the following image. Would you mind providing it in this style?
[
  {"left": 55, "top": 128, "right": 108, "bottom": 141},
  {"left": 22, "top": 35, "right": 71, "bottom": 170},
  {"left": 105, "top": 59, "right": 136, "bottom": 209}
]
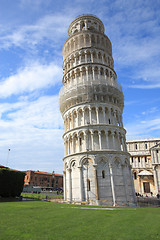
[
  {"left": 21, "top": 193, "right": 63, "bottom": 200},
  {"left": 0, "top": 201, "right": 160, "bottom": 240}
]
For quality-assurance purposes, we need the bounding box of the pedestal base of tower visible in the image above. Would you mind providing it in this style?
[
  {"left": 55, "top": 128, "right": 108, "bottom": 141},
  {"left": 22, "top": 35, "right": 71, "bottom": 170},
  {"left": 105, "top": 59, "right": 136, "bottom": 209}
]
[{"left": 63, "top": 151, "right": 137, "bottom": 207}]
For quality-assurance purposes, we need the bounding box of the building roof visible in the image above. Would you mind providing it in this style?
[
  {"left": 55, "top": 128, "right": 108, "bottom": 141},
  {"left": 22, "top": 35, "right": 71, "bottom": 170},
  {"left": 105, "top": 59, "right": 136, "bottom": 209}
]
[
  {"left": 150, "top": 142, "right": 160, "bottom": 150},
  {"left": 138, "top": 170, "right": 153, "bottom": 176},
  {"left": 26, "top": 170, "right": 63, "bottom": 176},
  {"left": 0, "top": 164, "right": 6, "bottom": 168},
  {"left": 126, "top": 138, "right": 160, "bottom": 143}
]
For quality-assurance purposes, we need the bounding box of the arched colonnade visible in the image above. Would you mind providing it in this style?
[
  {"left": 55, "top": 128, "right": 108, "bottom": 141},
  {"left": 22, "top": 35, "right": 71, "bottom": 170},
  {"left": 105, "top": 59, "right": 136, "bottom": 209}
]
[
  {"left": 64, "top": 105, "right": 123, "bottom": 132},
  {"left": 63, "top": 49, "right": 114, "bottom": 73},
  {"left": 64, "top": 128, "right": 127, "bottom": 156},
  {"left": 63, "top": 32, "right": 112, "bottom": 58},
  {"left": 63, "top": 156, "right": 134, "bottom": 204},
  {"left": 63, "top": 65, "right": 117, "bottom": 88},
  {"left": 69, "top": 18, "right": 104, "bottom": 36}
]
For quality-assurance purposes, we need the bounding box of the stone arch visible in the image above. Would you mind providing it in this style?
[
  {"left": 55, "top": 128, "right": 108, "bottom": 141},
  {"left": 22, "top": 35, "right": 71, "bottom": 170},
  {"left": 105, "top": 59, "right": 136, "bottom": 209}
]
[
  {"left": 98, "top": 106, "right": 103, "bottom": 123},
  {"left": 93, "top": 51, "right": 97, "bottom": 61},
  {"left": 91, "top": 106, "right": 97, "bottom": 124},
  {"left": 77, "top": 107, "right": 83, "bottom": 126},
  {"left": 79, "top": 155, "right": 95, "bottom": 167},
  {"left": 81, "top": 51, "right": 85, "bottom": 63},
  {"left": 101, "top": 37, "right": 104, "bottom": 46},
  {"left": 97, "top": 35, "right": 100, "bottom": 45},
  {"left": 84, "top": 106, "right": 90, "bottom": 124},
  {"left": 69, "top": 158, "right": 77, "bottom": 169},
  {"left": 95, "top": 155, "right": 108, "bottom": 164},
  {"left": 75, "top": 36, "right": 78, "bottom": 48},
  {"left": 73, "top": 133, "right": 78, "bottom": 153},
  {"left": 98, "top": 52, "right": 102, "bottom": 62},
  {"left": 86, "top": 50, "right": 91, "bottom": 62},
  {"left": 93, "top": 130, "right": 99, "bottom": 150},
  {"left": 85, "top": 34, "right": 90, "bottom": 45},
  {"left": 73, "top": 110, "right": 77, "bottom": 128},
  {"left": 80, "top": 21, "right": 85, "bottom": 30},
  {"left": 101, "top": 130, "right": 106, "bottom": 149},
  {"left": 79, "top": 131, "right": 85, "bottom": 152},
  {"left": 91, "top": 34, "right": 96, "bottom": 45},
  {"left": 79, "top": 34, "right": 84, "bottom": 46}
]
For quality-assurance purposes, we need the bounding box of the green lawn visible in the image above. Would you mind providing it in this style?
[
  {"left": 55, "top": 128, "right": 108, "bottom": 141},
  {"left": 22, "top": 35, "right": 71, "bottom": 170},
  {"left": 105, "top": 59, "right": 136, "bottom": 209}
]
[
  {"left": 21, "top": 193, "right": 63, "bottom": 200},
  {"left": 0, "top": 201, "right": 159, "bottom": 240}
]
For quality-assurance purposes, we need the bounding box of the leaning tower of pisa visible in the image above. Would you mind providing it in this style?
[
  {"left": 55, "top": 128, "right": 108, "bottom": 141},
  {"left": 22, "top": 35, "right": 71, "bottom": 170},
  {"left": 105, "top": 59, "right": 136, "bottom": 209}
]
[{"left": 59, "top": 15, "right": 136, "bottom": 206}]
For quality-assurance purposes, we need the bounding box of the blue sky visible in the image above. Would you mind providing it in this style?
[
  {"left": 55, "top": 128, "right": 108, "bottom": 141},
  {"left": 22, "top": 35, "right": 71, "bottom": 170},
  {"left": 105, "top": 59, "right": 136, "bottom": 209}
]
[{"left": 0, "top": 0, "right": 160, "bottom": 173}]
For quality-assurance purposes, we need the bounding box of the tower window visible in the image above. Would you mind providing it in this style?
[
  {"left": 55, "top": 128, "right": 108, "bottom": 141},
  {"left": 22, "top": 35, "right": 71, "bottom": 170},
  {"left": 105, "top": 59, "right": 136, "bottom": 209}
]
[
  {"left": 156, "top": 150, "right": 159, "bottom": 154},
  {"left": 138, "top": 157, "right": 140, "bottom": 162},
  {"left": 134, "top": 172, "right": 137, "bottom": 180},
  {"left": 145, "top": 144, "right": 147, "bottom": 149},
  {"left": 102, "top": 170, "right": 105, "bottom": 179},
  {"left": 135, "top": 144, "right": 137, "bottom": 150},
  {"left": 109, "top": 119, "right": 111, "bottom": 124},
  {"left": 82, "top": 22, "right": 85, "bottom": 30},
  {"left": 87, "top": 179, "right": 91, "bottom": 191},
  {"left": 145, "top": 157, "right": 147, "bottom": 162},
  {"left": 131, "top": 157, "right": 134, "bottom": 163}
]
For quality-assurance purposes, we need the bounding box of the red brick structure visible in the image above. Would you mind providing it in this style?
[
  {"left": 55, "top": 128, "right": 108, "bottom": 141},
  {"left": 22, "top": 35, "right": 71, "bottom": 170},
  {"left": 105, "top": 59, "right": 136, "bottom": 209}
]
[
  {"left": 24, "top": 170, "right": 63, "bottom": 190},
  {"left": 0, "top": 164, "right": 7, "bottom": 168}
]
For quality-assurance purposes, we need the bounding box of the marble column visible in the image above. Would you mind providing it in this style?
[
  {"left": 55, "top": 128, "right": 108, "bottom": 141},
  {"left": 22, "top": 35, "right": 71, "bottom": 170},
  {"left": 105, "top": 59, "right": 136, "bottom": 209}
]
[
  {"left": 68, "top": 139, "right": 71, "bottom": 154},
  {"left": 85, "top": 52, "right": 87, "bottom": 63},
  {"left": 96, "top": 108, "right": 99, "bottom": 124},
  {"left": 82, "top": 110, "right": 85, "bottom": 125},
  {"left": 98, "top": 131, "right": 102, "bottom": 150},
  {"left": 72, "top": 137, "right": 75, "bottom": 153},
  {"left": 93, "top": 165, "right": 99, "bottom": 200},
  {"left": 78, "top": 135, "right": 81, "bottom": 152},
  {"left": 109, "top": 163, "right": 116, "bottom": 206},
  {"left": 63, "top": 170, "right": 66, "bottom": 201},
  {"left": 89, "top": 108, "right": 92, "bottom": 124},
  {"left": 91, "top": 52, "right": 93, "bottom": 63},
  {"left": 93, "top": 68, "right": 95, "bottom": 81},
  {"left": 103, "top": 107, "right": 106, "bottom": 123},
  {"left": 129, "top": 166, "right": 137, "bottom": 203},
  {"left": 153, "top": 166, "right": 159, "bottom": 193},
  {"left": 106, "top": 131, "right": 109, "bottom": 149},
  {"left": 111, "top": 133, "right": 115, "bottom": 150},
  {"left": 68, "top": 168, "right": 72, "bottom": 201},
  {"left": 122, "top": 165, "right": 128, "bottom": 204},
  {"left": 91, "top": 132, "right": 94, "bottom": 150},
  {"left": 78, "top": 166, "right": 83, "bottom": 201}
]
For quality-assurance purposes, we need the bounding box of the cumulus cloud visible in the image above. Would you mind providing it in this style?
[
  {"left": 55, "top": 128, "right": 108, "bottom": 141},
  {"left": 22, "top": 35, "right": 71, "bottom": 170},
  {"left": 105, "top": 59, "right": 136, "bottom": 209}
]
[
  {"left": 125, "top": 115, "right": 160, "bottom": 139},
  {"left": 0, "top": 61, "right": 62, "bottom": 98},
  {"left": 0, "top": 12, "right": 74, "bottom": 50},
  {"left": 0, "top": 95, "right": 64, "bottom": 172},
  {"left": 129, "top": 83, "right": 160, "bottom": 89}
]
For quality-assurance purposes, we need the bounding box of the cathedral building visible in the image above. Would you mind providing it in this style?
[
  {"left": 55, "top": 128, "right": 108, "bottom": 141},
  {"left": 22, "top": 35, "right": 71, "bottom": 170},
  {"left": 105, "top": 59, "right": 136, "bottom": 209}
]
[
  {"left": 59, "top": 15, "right": 136, "bottom": 206},
  {"left": 127, "top": 138, "right": 160, "bottom": 195}
]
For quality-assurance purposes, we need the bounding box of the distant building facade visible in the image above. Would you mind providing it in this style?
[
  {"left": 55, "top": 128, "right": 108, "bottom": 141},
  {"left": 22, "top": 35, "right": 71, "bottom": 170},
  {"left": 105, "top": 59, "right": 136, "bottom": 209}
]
[
  {"left": 127, "top": 138, "right": 160, "bottom": 195},
  {"left": 24, "top": 170, "right": 63, "bottom": 190},
  {"left": 0, "top": 164, "right": 7, "bottom": 169}
]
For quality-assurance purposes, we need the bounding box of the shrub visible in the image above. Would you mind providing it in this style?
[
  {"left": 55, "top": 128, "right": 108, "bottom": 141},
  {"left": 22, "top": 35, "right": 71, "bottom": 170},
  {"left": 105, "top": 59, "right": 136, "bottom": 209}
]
[{"left": 0, "top": 168, "right": 25, "bottom": 197}]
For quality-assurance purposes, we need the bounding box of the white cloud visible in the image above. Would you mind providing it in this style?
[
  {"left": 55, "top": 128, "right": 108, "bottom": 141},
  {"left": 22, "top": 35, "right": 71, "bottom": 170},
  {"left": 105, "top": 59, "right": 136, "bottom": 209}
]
[
  {"left": 125, "top": 116, "right": 160, "bottom": 139},
  {"left": 0, "top": 61, "right": 62, "bottom": 98},
  {"left": 0, "top": 95, "right": 64, "bottom": 172},
  {"left": 129, "top": 83, "right": 160, "bottom": 89},
  {"left": 0, "top": 13, "right": 74, "bottom": 50}
]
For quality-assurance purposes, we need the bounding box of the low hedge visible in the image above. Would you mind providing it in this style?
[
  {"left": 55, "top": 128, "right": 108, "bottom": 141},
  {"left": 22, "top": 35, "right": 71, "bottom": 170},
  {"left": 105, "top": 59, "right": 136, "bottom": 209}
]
[{"left": 0, "top": 168, "right": 25, "bottom": 197}]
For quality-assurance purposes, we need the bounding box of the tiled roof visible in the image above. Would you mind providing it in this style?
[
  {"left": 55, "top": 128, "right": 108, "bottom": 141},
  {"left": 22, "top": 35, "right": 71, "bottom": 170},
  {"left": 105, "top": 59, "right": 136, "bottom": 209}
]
[
  {"left": 26, "top": 170, "right": 63, "bottom": 176},
  {"left": 0, "top": 164, "right": 6, "bottom": 168}
]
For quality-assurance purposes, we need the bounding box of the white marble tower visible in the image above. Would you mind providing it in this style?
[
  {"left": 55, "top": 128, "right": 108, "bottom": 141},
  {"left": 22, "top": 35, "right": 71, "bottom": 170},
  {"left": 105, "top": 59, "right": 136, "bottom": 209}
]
[{"left": 59, "top": 15, "right": 136, "bottom": 206}]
